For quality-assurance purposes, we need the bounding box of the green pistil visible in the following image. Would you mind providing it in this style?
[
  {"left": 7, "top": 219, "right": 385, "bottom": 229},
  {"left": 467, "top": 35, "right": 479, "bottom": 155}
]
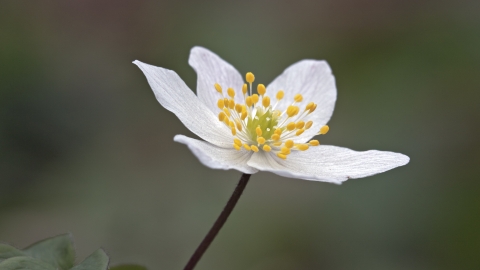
[{"left": 246, "top": 108, "right": 279, "bottom": 141}]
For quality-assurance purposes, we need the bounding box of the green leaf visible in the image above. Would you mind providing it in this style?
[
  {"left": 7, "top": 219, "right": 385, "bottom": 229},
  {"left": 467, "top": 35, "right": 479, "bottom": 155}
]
[
  {"left": 71, "top": 249, "right": 109, "bottom": 270},
  {"left": 22, "top": 234, "right": 75, "bottom": 270},
  {"left": 0, "top": 244, "right": 25, "bottom": 261},
  {"left": 0, "top": 256, "right": 56, "bottom": 270},
  {"left": 109, "top": 265, "right": 148, "bottom": 270}
]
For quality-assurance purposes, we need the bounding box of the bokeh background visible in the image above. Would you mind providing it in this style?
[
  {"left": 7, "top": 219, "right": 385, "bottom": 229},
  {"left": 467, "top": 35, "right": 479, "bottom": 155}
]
[{"left": 1, "top": 1, "right": 479, "bottom": 269}]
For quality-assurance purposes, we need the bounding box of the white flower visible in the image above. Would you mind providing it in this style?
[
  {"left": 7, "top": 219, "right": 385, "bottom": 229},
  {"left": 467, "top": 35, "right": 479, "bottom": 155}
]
[{"left": 133, "top": 47, "right": 409, "bottom": 184}]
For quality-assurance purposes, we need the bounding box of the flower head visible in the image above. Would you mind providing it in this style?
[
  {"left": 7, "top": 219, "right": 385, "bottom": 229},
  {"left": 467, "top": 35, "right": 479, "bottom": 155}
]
[{"left": 134, "top": 47, "right": 409, "bottom": 184}]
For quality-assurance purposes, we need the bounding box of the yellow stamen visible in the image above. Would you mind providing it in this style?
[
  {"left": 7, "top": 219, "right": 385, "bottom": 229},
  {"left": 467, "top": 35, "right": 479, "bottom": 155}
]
[
  {"left": 263, "top": 145, "right": 271, "bottom": 152},
  {"left": 257, "top": 84, "right": 266, "bottom": 96},
  {"left": 273, "top": 141, "right": 283, "bottom": 146},
  {"left": 276, "top": 90, "right": 284, "bottom": 100},
  {"left": 257, "top": 136, "right": 266, "bottom": 145},
  {"left": 309, "top": 140, "right": 320, "bottom": 146},
  {"left": 246, "top": 96, "right": 253, "bottom": 107},
  {"left": 271, "top": 134, "right": 280, "bottom": 141},
  {"left": 287, "top": 122, "right": 296, "bottom": 131},
  {"left": 233, "top": 143, "right": 241, "bottom": 150},
  {"left": 242, "top": 84, "right": 248, "bottom": 95},
  {"left": 217, "top": 99, "right": 225, "bottom": 109},
  {"left": 256, "top": 126, "right": 262, "bottom": 136},
  {"left": 296, "top": 129, "right": 305, "bottom": 136},
  {"left": 218, "top": 112, "right": 226, "bottom": 121},
  {"left": 274, "top": 128, "right": 282, "bottom": 135},
  {"left": 262, "top": 96, "right": 270, "bottom": 107},
  {"left": 305, "top": 121, "right": 313, "bottom": 129},
  {"left": 214, "top": 83, "right": 222, "bottom": 93},
  {"left": 223, "top": 107, "right": 230, "bottom": 117},
  {"left": 251, "top": 145, "right": 259, "bottom": 152},
  {"left": 320, "top": 125, "right": 329, "bottom": 135},
  {"left": 296, "top": 121, "right": 305, "bottom": 129},
  {"left": 235, "top": 104, "right": 243, "bottom": 113},
  {"left": 280, "top": 147, "right": 291, "bottom": 155},
  {"left": 294, "top": 94, "right": 303, "bottom": 102},
  {"left": 234, "top": 138, "right": 242, "bottom": 146},
  {"left": 297, "top": 144, "right": 309, "bottom": 151},
  {"left": 305, "top": 102, "right": 314, "bottom": 111},
  {"left": 236, "top": 120, "right": 242, "bottom": 131},
  {"left": 241, "top": 111, "right": 247, "bottom": 120},
  {"left": 277, "top": 153, "right": 287, "bottom": 160},
  {"left": 229, "top": 121, "right": 235, "bottom": 129},
  {"left": 223, "top": 118, "right": 230, "bottom": 126},
  {"left": 231, "top": 126, "right": 236, "bottom": 135},
  {"left": 309, "top": 103, "right": 317, "bottom": 113},
  {"left": 227, "top": 88, "right": 235, "bottom": 98},
  {"left": 228, "top": 99, "right": 235, "bottom": 109},
  {"left": 285, "top": 140, "right": 294, "bottom": 148},
  {"left": 251, "top": 94, "right": 259, "bottom": 104},
  {"left": 287, "top": 105, "right": 299, "bottom": 117},
  {"left": 243, "top": 144, "right": 251, "bottom": 151},
  {"left": 246, "top": 72, "right": 255, "bottom": 83}
]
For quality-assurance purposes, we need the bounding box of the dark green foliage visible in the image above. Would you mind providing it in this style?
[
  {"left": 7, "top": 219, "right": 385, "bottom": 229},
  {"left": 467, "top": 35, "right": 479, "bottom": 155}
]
[{"left": 0, "top": 235, "right": 146, "bottom": 270}]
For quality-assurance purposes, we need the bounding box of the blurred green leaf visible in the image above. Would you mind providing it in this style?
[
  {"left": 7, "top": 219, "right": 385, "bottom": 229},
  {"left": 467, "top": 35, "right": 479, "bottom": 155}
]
[
  {"left": 23, "top": 234, "right": 75, "bottom": 270},
  {"left": 71, "top": 249, "right": 109, "bottom": 270},
  {"left": 109, "top": 265, "right": 148, "bottom": 270},
  {"left": 0, "top": 243, "right": 25, "bottom": 261},
  {"left": 0, "top": 256, "right": 56, "bottom": 270}
]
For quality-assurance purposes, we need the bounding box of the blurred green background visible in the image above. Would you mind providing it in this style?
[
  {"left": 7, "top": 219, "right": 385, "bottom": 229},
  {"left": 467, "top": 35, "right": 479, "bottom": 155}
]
[{"left": 1, "top": 1, "right": 479, "bottom": 269}]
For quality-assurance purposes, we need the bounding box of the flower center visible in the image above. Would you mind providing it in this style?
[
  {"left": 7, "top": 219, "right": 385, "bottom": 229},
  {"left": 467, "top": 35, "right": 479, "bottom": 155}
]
[{"left": 215, "top": 72, "right": 329, "bottom": 159}]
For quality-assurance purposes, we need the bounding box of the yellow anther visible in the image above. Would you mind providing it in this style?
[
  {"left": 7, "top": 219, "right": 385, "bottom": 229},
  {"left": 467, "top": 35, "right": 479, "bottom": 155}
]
[
  {"left": 242, "top": 84, "right": 248, "bottom": 94},
  {"left": 263, "top": 145, "right": 272, "bottom": 152},
  {"left": 241, "top": 111, "right": 247, "bottom": 120},
  {"left": 257, "top": 136, "right": 266, "bottom": 145},
  {"left": 251, "top": 145, "right": 259, "bottom": 152},
  {"left": 273, "top": 141, "right": 283, "bottom": 146},
  {"left": 223, "top": 118, "right": 230, "bottom": 126},
  {"left": 296, "top": 128, "right": 305, "bottom": 136},
  {"left": 217, "top": 99, "right": 225, "bottom": 109},
  {"left": 235, "top": 104, "right": 243, "bottom": 113},
  {"left": 277, "top": 153, "right": 287, "bottom": 160},
  {"left": 285, "top": 140, "right": 294, "bottom": 148},
  {"left": 286, "top": 105, "right": 299, "bottom": 117},
  {"left": 231, "top": 126, "right": 236, "bottom": 135},
  {"left": 271, "top": 134, "right": 280, "bottom": 141},
  {"left": 224, "top": 98, "right": 229, "bottom": 106},
  {"left": 229, "top": 121, "right": 235, "bottom": 129},
  {"left": 305, "top": 102, "right": 314, "bottom": 111},
  {"left": 214, "top": 83, "right": 222, "bottom": 93},
  {"left": 243, "top": 144, "right": 251, "bottom": 151},
  {"left": 246, "top": 96, "right": 253, "bottom": 107},
  {"left": 218, "top": 112, "right": 226, "bottom": 121},
  {"left": 305, "top": 121, "right": 313, "bottom": 129},
  {"left": 296, "top": 121, "right": 305, "bottom": 129},
  {"left": 246, "top": 72, "right": 255, "bottom": 83},
  {"left": 280, "top": 147, "right": 291, "bottom": 155},
  {"left": 235, "top": 120, "right": 242, "bottom": 131},
  {"left": 287, "top": 122, "right": 296, "bottom": 131},
  {"left": 234, "top": 138, "right": 242, "bottom": 146},
  {"left": 251, "top": 94, "right": 259, "bottom": 104},
  {"left": 223, "top": 107, "right": 231, "bottom": 117},
  {"left": 228, "top": 99, "right": 235, "bottom": 109},
  {"left": 257, "top": 84, "right": 266, "bottom": 96},
  {"left": 297, "top": 144, "right": 309, "bottom": 151},
  {"left": 309, "top": 103, "right": 317, "bottom": 113},
  {"left": 227, "top": 87, "right": 235, "bottom": 98},
  {"left": 233, "top": 143, "right": 241, "bottom": 151},
  {"left": 309, "top": 140, "right": 320, "bottom": 146},
  {"left": 276, "top": 90, "right": 284, "bottom": 100},
  {"left": 320, "top": 125, "right": 329, "bottom": 135},
  {"left": 294, "top": 94, "right": 303, "bottom": 102},
  {"left": 241, "top": 105, "right": 247, "bottom": 113},
  {"left": 256, "top": 126, "right": 262, "bottom": 136},
  {"left": 262, "top": 96, "right": 271, "bottom": 107},
  {"left": 274, "top": 128, "right": 282, "bottom": 135}
]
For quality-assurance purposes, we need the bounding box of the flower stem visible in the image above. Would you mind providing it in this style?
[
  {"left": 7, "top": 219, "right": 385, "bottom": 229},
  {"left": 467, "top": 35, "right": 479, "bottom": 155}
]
[{"left": 183, "top": 173, "right": 251, "bottom": 270}]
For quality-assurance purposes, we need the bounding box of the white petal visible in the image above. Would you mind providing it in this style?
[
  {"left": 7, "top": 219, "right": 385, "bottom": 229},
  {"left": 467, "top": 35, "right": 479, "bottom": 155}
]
[
  {"left": 134, "top": 60, "right": 232, "bottom": 147},
  {"left": 174, "top": 135, "right": 258, "bottom": 174},
  {"left": 267, "top": 60, "right": 337, "bottom": 142},
  {"left": 189, "top": 47, "right": 245, "bottom": 113},
  {"left": 247, "top": 145, "right": 409, "bottom": 184}
]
